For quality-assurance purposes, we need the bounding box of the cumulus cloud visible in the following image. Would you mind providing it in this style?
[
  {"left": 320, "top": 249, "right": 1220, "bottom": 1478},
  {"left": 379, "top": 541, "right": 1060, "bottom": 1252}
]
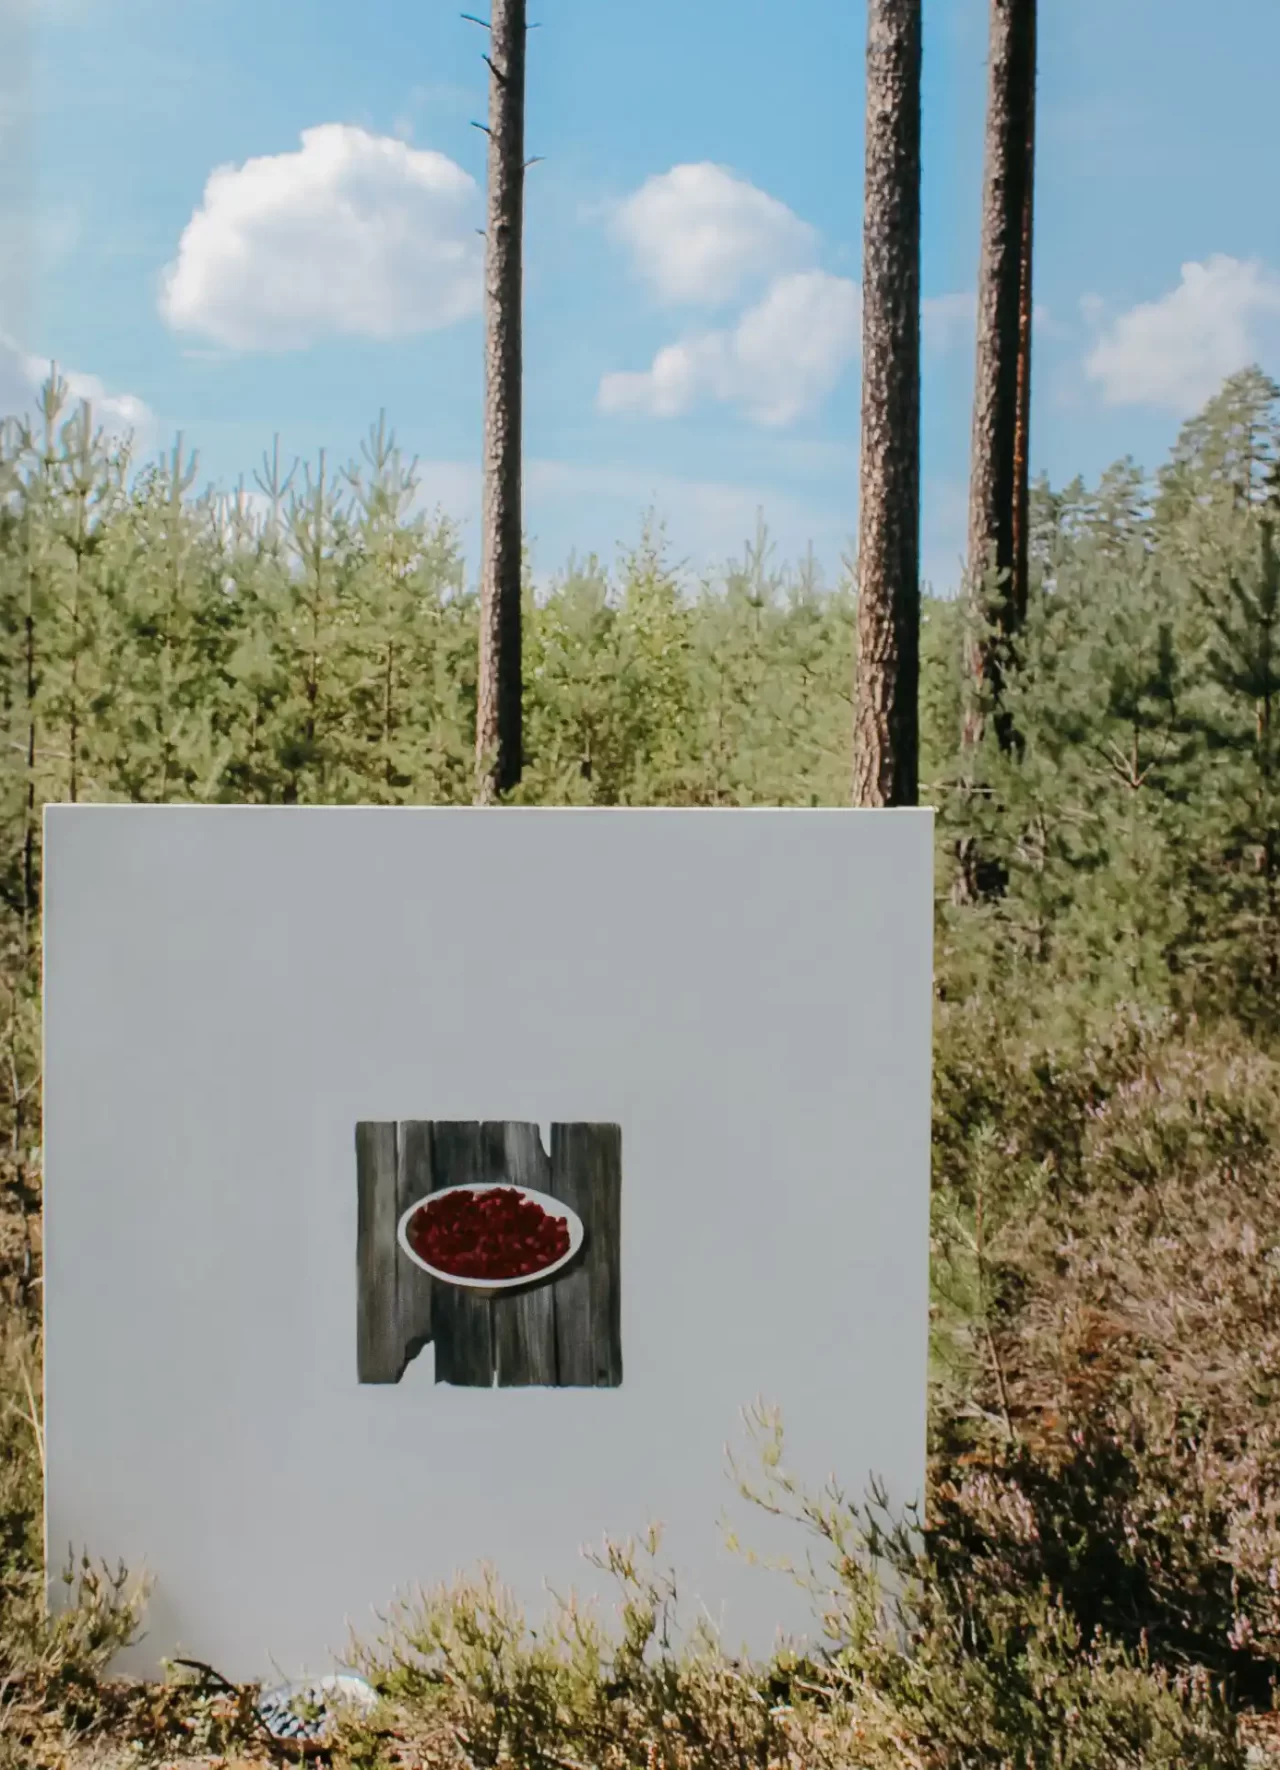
[
  {"left": 1083, "top": 255, "right": 1280, "bottom": 414},
  {"left": 599, "top": 270, "right": 859, "bottom": 427},
  {"left": 0, "top": 333, "right": 151, "bottom": 439},
  {"left": 609, "top": 162, "right": 817, "bottom": 307},
  {"left": 158, "top": 123, "right": 482, "bottom": 351}
]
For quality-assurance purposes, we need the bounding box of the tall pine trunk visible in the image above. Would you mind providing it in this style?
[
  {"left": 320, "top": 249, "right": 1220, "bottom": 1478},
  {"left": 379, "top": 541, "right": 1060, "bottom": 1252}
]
[
  {"left": 963, "top": 0, "right": 1037, "bottom": 758},
  {"left": 853, "top": 0, "right": 923, "bottom": 808},
  {"left": 1011, "top": 40, "right": 1035, "bottom": 646},
  {"left": 475, "top": 0, "right": 527, "bottom": 802}
]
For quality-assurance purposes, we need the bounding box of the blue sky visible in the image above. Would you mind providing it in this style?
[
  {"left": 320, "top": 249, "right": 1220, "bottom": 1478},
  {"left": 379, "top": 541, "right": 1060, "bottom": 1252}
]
[{"left": 4, "top": 0, "right": 1279, "bottom": 592}]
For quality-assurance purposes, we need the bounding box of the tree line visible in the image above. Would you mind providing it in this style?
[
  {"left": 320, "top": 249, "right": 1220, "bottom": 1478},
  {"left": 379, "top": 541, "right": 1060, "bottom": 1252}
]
[
  {"left": 1, "top": 0, "right": 1276, "bottom": 1043},
  {"left": 1, "top": 363, "right": 1277, "bottom": 1037}
]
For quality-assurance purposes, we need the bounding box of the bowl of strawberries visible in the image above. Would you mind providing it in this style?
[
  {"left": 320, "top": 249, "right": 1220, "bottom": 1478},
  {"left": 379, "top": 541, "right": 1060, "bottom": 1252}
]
[{"left": 397, "top": 1183, "right": 584, "bottom": 1292}]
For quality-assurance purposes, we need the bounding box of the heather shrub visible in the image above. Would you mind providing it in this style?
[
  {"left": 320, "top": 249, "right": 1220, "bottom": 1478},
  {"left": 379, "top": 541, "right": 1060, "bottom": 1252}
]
[
  {"left": 341, "top": 1429, "right": 1250, "bottom": 1770},
  {"left": 929, "top": 1012, "right": 1280, "bottom": 1714}
]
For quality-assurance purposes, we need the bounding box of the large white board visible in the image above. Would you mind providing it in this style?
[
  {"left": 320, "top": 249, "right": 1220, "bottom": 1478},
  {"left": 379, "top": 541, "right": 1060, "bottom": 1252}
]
[{"left": 43, "top": 805, "right": 933, "bottom": 1680}]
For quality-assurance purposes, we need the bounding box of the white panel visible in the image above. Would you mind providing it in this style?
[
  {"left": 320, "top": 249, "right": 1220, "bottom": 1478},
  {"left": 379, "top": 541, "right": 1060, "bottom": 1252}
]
[{"left": 43, "top": 805, "right": 933, "bottom": 1679}]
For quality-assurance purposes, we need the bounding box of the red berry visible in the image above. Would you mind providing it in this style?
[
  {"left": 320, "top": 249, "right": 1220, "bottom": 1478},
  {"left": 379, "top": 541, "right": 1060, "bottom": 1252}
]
[{"left": 408, "top": 1186, "right": 571, "bottom": 1280}]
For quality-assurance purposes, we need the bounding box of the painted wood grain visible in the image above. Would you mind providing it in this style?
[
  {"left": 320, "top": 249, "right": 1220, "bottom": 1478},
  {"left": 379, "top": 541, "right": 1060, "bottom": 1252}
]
[
  {"left": 491, "top": 1122, "right": 558, "bottom": 1387},
  {"left": 355, "top": 1120, "right": 402, "bottom": 1383},
  {"left": 550, "top": 1122, "right": 623, "bottom": 1387},
  {"left": 395, "top": 1121, "right": 436, "bottom": 1368},
  {"left": 427, "top": 1121, "right": 500, "bottom": 1387},
  {"left": 357, "top": 1118, "right": 623, "bottom": 1389}
]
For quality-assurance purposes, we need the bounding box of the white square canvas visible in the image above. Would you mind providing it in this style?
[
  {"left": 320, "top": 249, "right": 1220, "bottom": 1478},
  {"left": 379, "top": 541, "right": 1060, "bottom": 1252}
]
[{"left": 43, "top": 805, "right": 933, "bottom": 1680}]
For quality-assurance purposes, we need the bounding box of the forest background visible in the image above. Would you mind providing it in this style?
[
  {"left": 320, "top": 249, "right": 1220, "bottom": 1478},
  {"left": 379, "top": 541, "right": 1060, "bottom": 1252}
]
[{"left": 0, "top": 358, "right": 1277, "bottom": 1766}]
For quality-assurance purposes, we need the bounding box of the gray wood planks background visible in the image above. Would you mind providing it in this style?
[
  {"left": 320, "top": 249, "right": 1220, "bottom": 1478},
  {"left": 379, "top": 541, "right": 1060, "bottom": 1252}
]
[{"left": 355, "top": 1120, "right": 622, "bottom": 1388}]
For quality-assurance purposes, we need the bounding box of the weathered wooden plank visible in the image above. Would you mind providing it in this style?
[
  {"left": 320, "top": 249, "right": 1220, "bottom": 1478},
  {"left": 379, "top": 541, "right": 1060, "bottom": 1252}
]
[
  {"left": 491, "top": 1122, "right": 559, "bottom": 1387},
  {"left": 361, "top": 1118, "right": 623, "bottom": 1390},
  {"left": 395, "top": 1121, "right": 436, "bottom": 1372},
  {"left": 428, "top": 1121, "right": 499, "bottom": 1387},
  {"left": 355, "top": 1121, "right": 402, "bottom": 1383},
  {"left": 550, "top": 1123, "right": 623, "bottom": 1388}
]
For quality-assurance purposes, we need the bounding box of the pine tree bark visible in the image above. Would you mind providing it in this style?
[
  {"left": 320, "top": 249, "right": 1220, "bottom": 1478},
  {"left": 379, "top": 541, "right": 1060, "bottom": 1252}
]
[
  {"left": 853, "top": 0, "right": 922, "bottom": 809},
  {"left": 1010, "top": 41, "right": 1035, "bottom": 644},
  {"left": 475, "top": 0, "right": 527, "bottom": 802},
  {"left": 962, "top": 0, "right": 1037, "bottom": 758}
]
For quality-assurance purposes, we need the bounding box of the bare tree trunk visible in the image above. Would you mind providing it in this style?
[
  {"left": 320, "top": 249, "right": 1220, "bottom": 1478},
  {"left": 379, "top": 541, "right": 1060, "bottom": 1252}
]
[
  {"left": 962, "top": 0, "right": 1037, "bottom": 758},
  {"left": 853, "top": 0, "right": 922, "bottom": 809},
  {"left": 475, "top": 0, "right": 527, "bottom": 803},
  {"left": 1011, "top": 27, "right": 1035, "bottom": 640}
]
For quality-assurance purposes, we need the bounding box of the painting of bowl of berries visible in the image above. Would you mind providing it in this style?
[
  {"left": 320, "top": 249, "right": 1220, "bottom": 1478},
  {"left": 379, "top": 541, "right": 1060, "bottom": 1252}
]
[
  {"left": 355, "top": 1119, "right": 622, "bottom": 1391},
  {"left": 397, "top": 1183, "right": 585, "bottom": 1292}
]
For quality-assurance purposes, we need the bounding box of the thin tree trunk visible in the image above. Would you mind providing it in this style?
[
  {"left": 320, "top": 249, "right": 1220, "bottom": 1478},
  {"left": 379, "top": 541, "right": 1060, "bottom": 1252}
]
[
  {"left": 853, "top": 0, "right": 922, "bottom": 809},
  {"left": 1010, "top": 27, "right": 1035, "bottom": 637},
  {"left": 475, "top": 0, "right": 527, "bottom": 803},
  {"left": 962, "top": 0, "right": 1037, "bottom": 758},
  {"left": 21, "top": 530, "right": 38, "bottom": 955}
]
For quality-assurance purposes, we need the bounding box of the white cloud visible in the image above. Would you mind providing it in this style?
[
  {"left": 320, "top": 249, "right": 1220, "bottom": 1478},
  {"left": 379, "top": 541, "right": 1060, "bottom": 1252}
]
[
  {"left": 609, "top": 162, "right": 816, "bottom": 307},
  {"left": 158, "top": 123, "right": 482, "bottom": 351},
  {"left": 1083, "top": 255, "right": 1280, "bottom": 413},
  {"left": 0, "top": 333, "right": 152, "bottom": 439},
  {"left": 922, "top": 291, "right": 976, "bottom": 355},
  {"left": 599, "top": 270, "right": 859, "bottom": 428}
]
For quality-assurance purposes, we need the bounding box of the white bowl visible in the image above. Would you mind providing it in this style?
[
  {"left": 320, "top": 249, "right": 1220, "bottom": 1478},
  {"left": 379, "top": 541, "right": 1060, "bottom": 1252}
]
[{"left": 397, "top": 1182, "right": 585, "bottom": 1292}]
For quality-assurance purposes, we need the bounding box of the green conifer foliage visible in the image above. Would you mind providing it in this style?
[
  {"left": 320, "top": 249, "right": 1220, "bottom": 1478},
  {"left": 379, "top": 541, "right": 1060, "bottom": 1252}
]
[{"left": 3, "top": 365, "right": 1278, "bottom": 1037}]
